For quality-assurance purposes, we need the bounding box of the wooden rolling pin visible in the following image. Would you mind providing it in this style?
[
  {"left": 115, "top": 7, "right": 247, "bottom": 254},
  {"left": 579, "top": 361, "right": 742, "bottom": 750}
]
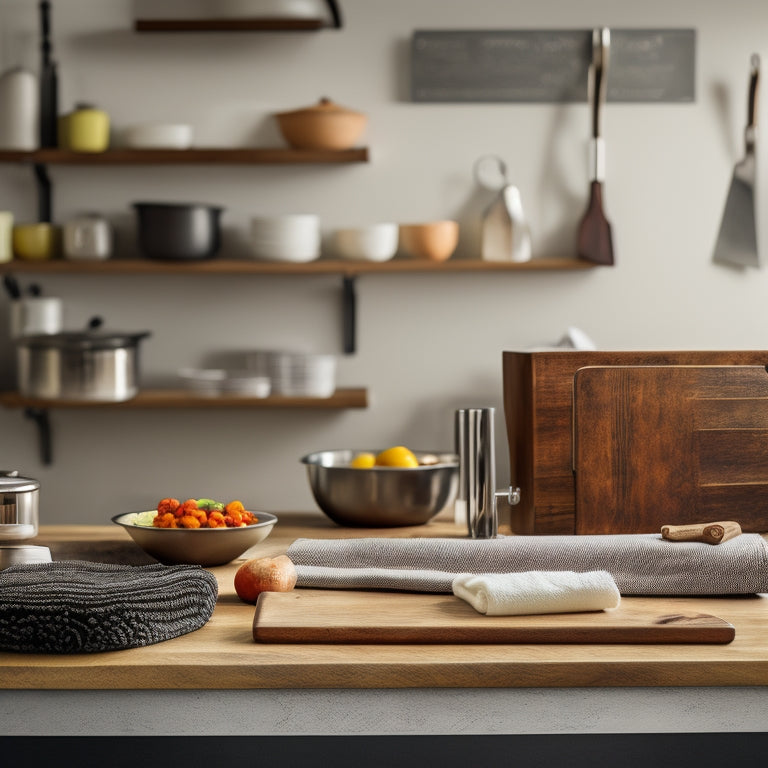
[{"left": 661, "top": 521, "right": 742, "bottom": 545}]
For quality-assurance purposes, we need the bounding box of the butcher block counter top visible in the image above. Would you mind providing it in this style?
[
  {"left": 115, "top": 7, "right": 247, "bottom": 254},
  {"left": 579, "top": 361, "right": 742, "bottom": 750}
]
[{"left": 3, "top": 513, "right": 768, "bottom": 691}]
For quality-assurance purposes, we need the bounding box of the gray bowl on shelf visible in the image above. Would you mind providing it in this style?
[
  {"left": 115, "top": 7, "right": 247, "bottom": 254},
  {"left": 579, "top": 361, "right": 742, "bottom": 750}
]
[{"left": 301, "top": 449, "right": 459, "bottom": 527}]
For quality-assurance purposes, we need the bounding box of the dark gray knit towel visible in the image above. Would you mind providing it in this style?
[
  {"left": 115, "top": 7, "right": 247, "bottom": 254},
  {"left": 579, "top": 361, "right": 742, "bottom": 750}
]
[
  {"left": 287, "top": 533, "right": 768, "bottom": 595},
  {"left": 0, "top": 560, "right": 218, "bottom": 654}
]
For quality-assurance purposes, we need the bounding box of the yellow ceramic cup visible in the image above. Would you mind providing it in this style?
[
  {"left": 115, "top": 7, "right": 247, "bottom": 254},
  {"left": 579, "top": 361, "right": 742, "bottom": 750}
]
[
  {"left": 62, "top": 106, "right": 110, "bottom": 153},
  {"left": 13, "top": 223, "right": 58, "bottom": 260}
]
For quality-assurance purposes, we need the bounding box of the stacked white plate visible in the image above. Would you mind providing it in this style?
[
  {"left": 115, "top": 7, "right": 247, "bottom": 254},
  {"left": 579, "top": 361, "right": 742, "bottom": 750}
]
[
  {"left": 178, "top": 368, "right": 270, "bottom": 397},
  {"left": 250, "top": 214, "right": 321, "bottom": 263},
  {"left": 246, "top": 350, "right": 336, "bottom": 397},
  {"left": 178, "top": 367, "right": 225, "bottom": 397},
  {"left": 272, "top": 352, "right": 336, "bottom": 397},
  {"left": 221, "top": 370, "right": 271, "bottom": 397}
]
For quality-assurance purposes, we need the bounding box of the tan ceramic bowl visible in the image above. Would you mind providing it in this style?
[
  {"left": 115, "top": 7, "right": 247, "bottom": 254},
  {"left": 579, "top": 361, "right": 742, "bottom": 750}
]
[
  {"left": 275, "top": 98, "right": 367, "bottom": 151},
  {"left": 399, "top": 220, "right": 459, "bottom": 262},
  {"left": 112, "top": 511, "right": 277, "bottom": 566}
]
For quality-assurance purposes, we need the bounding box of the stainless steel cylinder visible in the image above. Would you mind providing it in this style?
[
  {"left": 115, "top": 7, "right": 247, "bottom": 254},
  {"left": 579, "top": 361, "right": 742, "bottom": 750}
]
[
  {"left": 16, "top": 328, "right": 149, "bottom": 402},
  {"left": 17, "top": 345, "right": 138, "bottom": 401},
  {"left": 0, "top": 470, "right": 40, "bottom": 541},
  {"left": 456, "top": 407, "right": 498, "bottom": 539}
]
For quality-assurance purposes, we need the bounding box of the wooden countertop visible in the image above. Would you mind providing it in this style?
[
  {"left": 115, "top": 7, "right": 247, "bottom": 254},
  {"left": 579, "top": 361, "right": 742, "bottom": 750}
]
[{"left": 2, "top": 514, "right": 768, "bottom": 690}]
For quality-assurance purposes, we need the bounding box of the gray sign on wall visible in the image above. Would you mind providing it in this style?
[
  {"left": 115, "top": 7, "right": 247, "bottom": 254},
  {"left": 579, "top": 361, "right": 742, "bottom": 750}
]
[{"left": 411, "top": 29, "right": 696, "bottom": 103}]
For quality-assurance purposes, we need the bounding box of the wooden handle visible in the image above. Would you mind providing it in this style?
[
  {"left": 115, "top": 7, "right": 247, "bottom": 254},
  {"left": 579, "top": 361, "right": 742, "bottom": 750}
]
[{"left": 661, "top": 521, "right": 742, "bottom": 545}]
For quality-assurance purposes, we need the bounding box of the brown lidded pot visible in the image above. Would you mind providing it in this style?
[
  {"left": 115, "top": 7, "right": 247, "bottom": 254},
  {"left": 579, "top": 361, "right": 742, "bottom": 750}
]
[{"left": 274, "top": 97, "right": 367, "bottom": 151}]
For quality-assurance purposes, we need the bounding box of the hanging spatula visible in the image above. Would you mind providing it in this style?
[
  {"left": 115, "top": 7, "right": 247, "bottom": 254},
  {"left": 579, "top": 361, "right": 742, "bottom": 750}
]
[
  {"left": 577, "top": 28, "right": 614, "bottom": 266},
  {"left": 713, "top": 54, "right": 760, "bottom": 268}
]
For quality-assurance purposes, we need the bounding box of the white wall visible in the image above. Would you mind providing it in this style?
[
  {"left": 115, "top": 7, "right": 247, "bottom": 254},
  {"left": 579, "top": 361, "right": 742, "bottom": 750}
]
[{"left": 1, "top": 0, "right": 768, "bottom": 524}]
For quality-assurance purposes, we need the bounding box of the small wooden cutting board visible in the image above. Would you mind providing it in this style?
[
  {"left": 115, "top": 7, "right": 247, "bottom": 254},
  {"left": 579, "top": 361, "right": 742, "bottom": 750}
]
[{"left": 252, "top": 590, "right": 735, "bottom": 644}]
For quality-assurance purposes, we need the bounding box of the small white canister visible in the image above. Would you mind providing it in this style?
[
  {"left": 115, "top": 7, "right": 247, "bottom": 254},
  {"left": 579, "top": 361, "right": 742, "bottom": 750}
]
[
  {"left": 63, "top": 215, "right": 112, "bottom": 260},
  {"left": 9, "top": 296, "right": 63, "bottom": 339},
  {"left": 0, "top": 67, "right": 38, "bottom": 151}
]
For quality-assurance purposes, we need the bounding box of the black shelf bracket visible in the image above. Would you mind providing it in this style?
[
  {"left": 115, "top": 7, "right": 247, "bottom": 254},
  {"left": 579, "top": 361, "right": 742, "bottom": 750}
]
[
  {"left": 325, "top": 0, "right": 342, "bottom": 28},
  {"left": 342, "top": 274, "right": 356, "bottom": 355},
  {"left": 33, "top": 163, "right": 52, "bottom": 223},
  {"left": 24, "top": 407, "right": 53, "bottom": 465}
]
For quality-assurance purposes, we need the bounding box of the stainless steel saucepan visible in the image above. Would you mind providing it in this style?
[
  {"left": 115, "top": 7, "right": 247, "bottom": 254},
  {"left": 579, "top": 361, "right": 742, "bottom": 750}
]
[{"left": 16, "top": 316, "right": 150, "bottom": 402}]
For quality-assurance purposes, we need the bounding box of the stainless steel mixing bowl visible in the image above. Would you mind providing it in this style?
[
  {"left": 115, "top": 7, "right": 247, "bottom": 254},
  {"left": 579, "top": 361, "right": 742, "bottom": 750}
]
[{"left": 301, "top": 449, "right": 459, "bottom": 527}]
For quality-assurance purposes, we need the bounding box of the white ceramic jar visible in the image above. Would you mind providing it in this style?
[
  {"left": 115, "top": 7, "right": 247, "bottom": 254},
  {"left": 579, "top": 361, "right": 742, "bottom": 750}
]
[
  {"left": 0, "top": 67, "right": 38, "bottom": 150},
  {"left": 9, "top": 296, "right": 63, "bottom": 339},
  {"left": 63, "top": 215, "right": 112, "bottom": 260}
]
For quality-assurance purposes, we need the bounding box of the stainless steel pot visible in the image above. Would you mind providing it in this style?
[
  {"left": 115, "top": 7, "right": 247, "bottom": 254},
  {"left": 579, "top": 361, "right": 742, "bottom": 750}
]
[
  {"left": 16, "top": 318, "right": 150, "bottom": 401},
  {"left": 0, "top": 470, "right": 40, "bottom": 541}
]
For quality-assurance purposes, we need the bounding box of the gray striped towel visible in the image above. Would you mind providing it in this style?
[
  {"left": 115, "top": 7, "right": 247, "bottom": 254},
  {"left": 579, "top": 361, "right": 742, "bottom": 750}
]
[
  {"left": 287, "top": 533, "right": 768, "bottom": 595},
  {"left": 0, "top": 560, "right": 218, "bottom": 654}
]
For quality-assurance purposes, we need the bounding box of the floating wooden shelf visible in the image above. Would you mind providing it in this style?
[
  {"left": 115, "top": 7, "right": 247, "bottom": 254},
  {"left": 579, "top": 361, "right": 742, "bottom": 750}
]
[
  {"left": 134, "top": 18, "right": 326, "bottom": 32},
  {"left": 0, "top": 388, "right": 369, "bottom": 410},
  {"left": 1, "top": 387, "right": 367, "bottom": 464},
  {"left": 0, "top": 257, "right": 596, "bottom": 276},
  {"left": 0, "top": 147, "right": 369, "bottom": 165}
]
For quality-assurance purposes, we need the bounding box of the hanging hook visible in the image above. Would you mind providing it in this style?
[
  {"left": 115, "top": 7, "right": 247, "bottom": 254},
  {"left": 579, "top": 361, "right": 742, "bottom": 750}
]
[{"left": 473, "top": 154, "right": 509, "bottom": 191}]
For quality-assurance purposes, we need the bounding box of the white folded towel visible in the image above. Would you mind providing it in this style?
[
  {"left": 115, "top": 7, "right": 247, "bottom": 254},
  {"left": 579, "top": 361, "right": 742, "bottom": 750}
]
[{"left": 451, "top": 570, "right": 621, "bottom": 616}]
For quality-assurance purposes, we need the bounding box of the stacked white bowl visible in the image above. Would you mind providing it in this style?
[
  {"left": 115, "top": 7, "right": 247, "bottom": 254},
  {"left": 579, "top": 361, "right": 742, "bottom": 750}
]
[
  {"left": 246, "top": 350, "right": 336, "bottom": 397},
  {"left": 250, "top": 214, "right": 321, "bottom": 262},
  {"left": 178, "top": 368, "right": 226, "bottom": 397},
  {"left": 220, "top": 371, "right": 271, "bottom": 397}
]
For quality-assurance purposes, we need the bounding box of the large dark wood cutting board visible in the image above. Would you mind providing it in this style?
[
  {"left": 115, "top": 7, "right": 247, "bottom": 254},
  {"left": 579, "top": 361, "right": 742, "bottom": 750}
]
[
  {"left": 252, "top": 590, "right": 734, "bottom": 644},
  {"left": 573, "top": 364, "right": 768, "bottom": 534}
]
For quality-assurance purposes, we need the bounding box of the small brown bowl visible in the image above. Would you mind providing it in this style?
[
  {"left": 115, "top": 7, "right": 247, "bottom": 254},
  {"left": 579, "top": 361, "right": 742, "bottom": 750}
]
[
  {"left": 399, "top": 220, "right": 460, "bottom": 262},
  {"left": 275, "top": 97, "right": 367, "bottom": 151}
]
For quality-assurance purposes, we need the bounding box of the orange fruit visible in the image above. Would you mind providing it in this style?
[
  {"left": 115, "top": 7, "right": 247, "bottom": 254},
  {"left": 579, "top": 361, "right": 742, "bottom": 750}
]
[{"left": 375, "top": 445, "right": 419, "bottom": 468}]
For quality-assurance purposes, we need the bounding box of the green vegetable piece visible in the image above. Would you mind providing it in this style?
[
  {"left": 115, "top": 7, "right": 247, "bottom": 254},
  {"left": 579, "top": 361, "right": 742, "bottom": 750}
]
[{"left": 196, "top": 498, "right": 224, "bottom": 512}]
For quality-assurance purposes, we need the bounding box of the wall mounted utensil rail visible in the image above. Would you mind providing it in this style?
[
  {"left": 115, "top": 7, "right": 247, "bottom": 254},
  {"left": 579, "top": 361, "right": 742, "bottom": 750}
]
[{"left": 411, "top": 28, "right": 696, "bottom": 104}]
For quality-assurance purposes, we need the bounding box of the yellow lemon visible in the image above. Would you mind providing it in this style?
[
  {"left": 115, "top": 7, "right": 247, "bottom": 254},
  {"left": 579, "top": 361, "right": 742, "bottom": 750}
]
[
  {"left": 375, "top": 445, "right": 419, "bottom": 468},
  {"left": 350, "top": 452, "right": 376, "bottom": 469}
]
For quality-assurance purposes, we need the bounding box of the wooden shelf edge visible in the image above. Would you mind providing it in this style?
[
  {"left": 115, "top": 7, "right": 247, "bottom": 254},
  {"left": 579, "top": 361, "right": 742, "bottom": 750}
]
[
  {"left": 0, "top": 257, "right": 599, "bottom": 276},
  {"left": 134, "top": 18, "right": 327, "bottom": 32},
  {"left": 0, "top": 147, "right": 369, "bottom": 165},
  {"left": 0, "top": 388, "right": 369, "bottom": 410}
]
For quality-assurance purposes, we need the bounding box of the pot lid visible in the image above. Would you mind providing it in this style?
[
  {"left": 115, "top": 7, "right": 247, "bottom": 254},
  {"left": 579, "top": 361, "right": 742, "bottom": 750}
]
[
  {"left": 0, "top": 470, "right": 39, "bottom": 493},
  {"left": 17, "top": 329, "right": 151, "bottom": 351},
  {"left": 276, "top": 97, "right": 364, "bottom": 119},
  {"left": 17, "top": 317, "right": 150, "bottom": 351}
]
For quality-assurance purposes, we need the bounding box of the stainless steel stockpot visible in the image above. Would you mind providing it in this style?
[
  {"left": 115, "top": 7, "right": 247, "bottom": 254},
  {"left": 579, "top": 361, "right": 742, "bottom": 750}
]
[
  {"left": 16, "top": 324, "right": 150, "bottom": 401},
  {"left": 0, "top": 470, "right": 40, "bottom": 541}
]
